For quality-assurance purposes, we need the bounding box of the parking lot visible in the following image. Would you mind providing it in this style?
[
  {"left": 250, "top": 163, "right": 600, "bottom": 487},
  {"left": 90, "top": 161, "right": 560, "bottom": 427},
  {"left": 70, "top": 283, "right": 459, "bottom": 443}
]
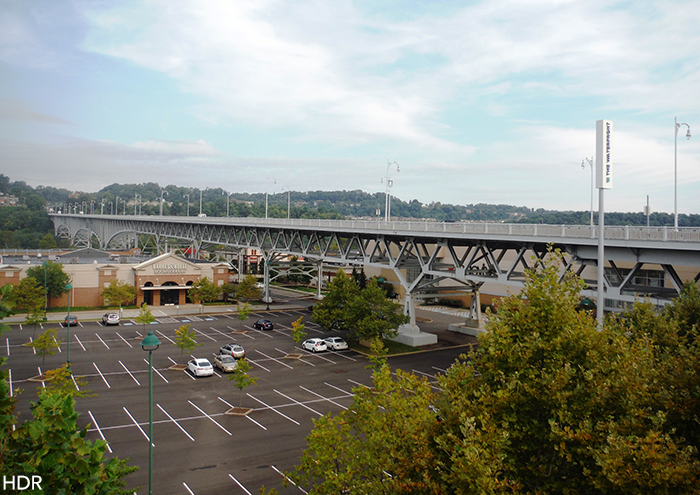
[{"left": 4, "top": 303, "right": 473, "bottom": 494}]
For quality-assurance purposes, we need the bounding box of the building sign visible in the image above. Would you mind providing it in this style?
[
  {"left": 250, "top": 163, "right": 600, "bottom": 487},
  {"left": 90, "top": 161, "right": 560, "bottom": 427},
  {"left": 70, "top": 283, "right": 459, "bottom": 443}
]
[
  {"left": 596, "top": 119, "right": 613, "bottom": 189},
  {"left": 153, "top": 263, "right": 188, "bottom": 274}
]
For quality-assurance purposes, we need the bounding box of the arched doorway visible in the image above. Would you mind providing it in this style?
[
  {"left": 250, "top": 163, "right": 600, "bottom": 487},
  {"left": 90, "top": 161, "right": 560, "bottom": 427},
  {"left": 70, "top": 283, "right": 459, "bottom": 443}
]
[
  {"left": 143, "top": 282, "right": 154, "bottom": 305},
  {"left": 161, "top": 281, "right": 180, "bottom": 305},
  {"left": 185, "top": 281, "right": 194, "bottom": 303}
]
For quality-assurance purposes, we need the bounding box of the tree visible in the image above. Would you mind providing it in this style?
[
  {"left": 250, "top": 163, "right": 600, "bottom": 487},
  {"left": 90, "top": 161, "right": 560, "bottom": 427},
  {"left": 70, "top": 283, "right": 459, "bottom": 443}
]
[
  {"left": 236, "top": 301, "right": 252, "bottom": 329},
  {"left": 345, "top": 279, "right": 408, "bottom": 341},
  {"left": 24, "top": 328, "right": 62, "bottom": 368},
  {"left": 236, "top": 275, "right": 261, "bottom": 302},
  {"left": 221, "top": 282, "right": 237, "bottom": 302},
  {"left": 312, "top": 270, "right": 359, "bottom": 333},
  {"left": 135, "top": 303, "right": 155, "bottom": 334},
  {"left": 189, "top": 276, "right": 220, "bottom": 304},
  {"left": 26, "top": 261, "right": 70, "bottom": 307},
  {"left": 101, "top": 279, "right": 136, "bottom": 309},
  {"left": 291, "top": 316, "right": 306, "bottom": 349},
  {"left": 13, "top": 277, "right": 46, "bottom": 335},
  {"left": 0, "top": 284, "right": 14, "bottom": 334},
  {"left": 174, "top": 324, "right": 201, "bottom": 358},
  {"left": 291, "top": 250, "right": 700, "bottom": 494},
  {"left": 229, "top": 358, "right": 257, "bottom": 407},
  {"left": 38, "top": 233, "right": 57, "bottom": 249}
]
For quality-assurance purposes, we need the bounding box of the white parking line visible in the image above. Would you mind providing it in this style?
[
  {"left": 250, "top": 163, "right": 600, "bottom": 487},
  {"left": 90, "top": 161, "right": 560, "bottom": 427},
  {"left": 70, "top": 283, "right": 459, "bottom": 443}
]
[
  {"left": 119, "top": 361, "right": 141, "bottom": 385},
  {"left": 299, "top": 350, "right": 336, "bottom": 365},
  {"left": 53, "top": 336, "right": 62, "bottom": 352},
  {"left": 123, "top": 406, "right": 153, "bottom": 446},
  {"left": 218, "top": 397, "right": 267, "bottom": 431},
  {"left": 209, "top": 326, "right": 236, "bottom": 340},
  {"left": 274, "top": 389, "right": 322, "bottom": 416},
  {"left": 93, "top": 363, "right": 111, "bottom": 388},
  {"left": 277, "top": 311, "right": 296, "bottom": 317},
  {"left": 271, "top": 465, "right": 308, "bottom": 494},
  {"left": 193, "top": 327, "right": 217, "bottom": 342},
  {"left": 245, "top": 325, "right": 274, "bottom": 338},
  {"left": 183, "top": 482, "right": 196, "bottom": 494},
  {"left": 88, "top": 410, "right": 112, "bottom": 453},
  {"left": 5, "top": 338, "right": 9, "bottom": 356},
  {"left": 116, "top": 332, "right": 133, "bottom": 348},
  {"left": 71, "top": 374, "right": 80, "bottom": 391},
  {"left": 155, "top": 330, "right": 175, "bottom": 344},
  {"left": 95, "top": 333, "right": 110, "bottom": 349},
  {"left": 255, "top": 350, "right": 293, "bottom": 369},
  {"left": 432, "top": 366, "right": 448, "bottom": 373},
  {"left": 157, "top": 404, "right": 195, "bottom": 441},
  {"left": 142, "top": 358, "right": 169, "bottom": 383},
  {"left": 246, "top": 358, "right": 271, "bottom": 373},
  {"left": 8, "top": 369, "right": 12, "bottom": 397},
  {"left": 74, "top": 334, "right": 86, "bottom": 351},
  {"left": 300, "top": 385, "right": 349, "bottom": 410},
  {"left": 411, "top": 369, "right": 436, "bottom": 379},
  {"left": 28, "top": 337, "right": 35, "bottom": 354},
  {"left": 228, "top": 474, "right": 252, "bottom": 495},
  {"left": 246, "top": 393, "right": 300, "bottom": 425},
  {"left": 188, "top": 400, "right": 232, "bottom": 435},
  {"left": 226, "top": 326, "right": 255, "bottom": 339}
]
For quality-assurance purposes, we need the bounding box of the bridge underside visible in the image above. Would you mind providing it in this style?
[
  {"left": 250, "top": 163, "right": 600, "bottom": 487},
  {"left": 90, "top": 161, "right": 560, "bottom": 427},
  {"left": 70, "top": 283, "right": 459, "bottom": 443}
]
[{"left": 52, "top": 216, "right": 700, "bottom": 337}]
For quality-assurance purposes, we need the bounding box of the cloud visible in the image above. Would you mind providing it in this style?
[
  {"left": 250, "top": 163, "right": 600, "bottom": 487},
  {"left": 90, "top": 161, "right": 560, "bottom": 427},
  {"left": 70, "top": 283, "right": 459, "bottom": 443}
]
[{"left": 0, "top": 99, "right": 72, "bottom": 125}]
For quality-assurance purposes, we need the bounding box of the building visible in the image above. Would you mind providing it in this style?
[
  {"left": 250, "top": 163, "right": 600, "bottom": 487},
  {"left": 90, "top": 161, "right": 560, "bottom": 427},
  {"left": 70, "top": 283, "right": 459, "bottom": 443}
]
[{"left": 0, "top": 248, "right": 230, "bottom": 308}]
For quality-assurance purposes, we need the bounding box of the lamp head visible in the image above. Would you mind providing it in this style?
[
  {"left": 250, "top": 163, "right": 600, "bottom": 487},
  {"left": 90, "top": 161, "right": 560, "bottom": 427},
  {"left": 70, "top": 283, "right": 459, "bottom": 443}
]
[
  {"left": 686, "top": 129, "right": 691, "bottom": 140},
  {"left": 141, "top": 331, "right": 161, "bottom": 351}
]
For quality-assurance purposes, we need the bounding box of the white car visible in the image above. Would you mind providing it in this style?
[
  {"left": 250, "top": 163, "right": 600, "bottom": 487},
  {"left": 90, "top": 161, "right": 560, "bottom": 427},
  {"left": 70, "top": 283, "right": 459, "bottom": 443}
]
[
  {"left": 324, "top": 337, "right": 348, "bottom": 351},
  {"left": 301, "top": 338, "right": 327, "bottom": 353},
  {"left": 187, "top": 358, "right": 214, "bottom": 377}
]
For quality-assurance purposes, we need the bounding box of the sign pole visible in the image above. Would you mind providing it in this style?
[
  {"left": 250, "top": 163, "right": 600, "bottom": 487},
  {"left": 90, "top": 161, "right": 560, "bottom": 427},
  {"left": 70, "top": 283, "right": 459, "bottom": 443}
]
[{"left": 595, "top": 119, "right": 613, "bottom": 329}]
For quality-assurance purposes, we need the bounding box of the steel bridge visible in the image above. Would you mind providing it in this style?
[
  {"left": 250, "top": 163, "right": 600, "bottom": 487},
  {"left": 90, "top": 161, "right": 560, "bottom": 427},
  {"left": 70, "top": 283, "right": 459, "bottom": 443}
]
[{"left": 50, "top": 214, "right": 700, "bottom": 345}]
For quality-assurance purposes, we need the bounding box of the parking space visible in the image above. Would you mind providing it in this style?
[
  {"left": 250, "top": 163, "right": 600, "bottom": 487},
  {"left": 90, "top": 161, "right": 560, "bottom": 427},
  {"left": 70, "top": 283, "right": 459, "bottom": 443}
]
[{"left": 3, "top": 304, "right": 470, "bottom": 494}]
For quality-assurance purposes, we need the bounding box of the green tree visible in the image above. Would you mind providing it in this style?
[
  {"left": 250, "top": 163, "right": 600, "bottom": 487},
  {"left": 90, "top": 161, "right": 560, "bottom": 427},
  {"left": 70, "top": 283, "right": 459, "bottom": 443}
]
[
  {"left": 24, "top": 328, "right": 62, "bottom": 368},
  {"left": 345, "top": 279, "right": 408, "bottom": 341},
  {"left": 236, "top": 301, "right": 252, "bottom": 329},
  {"left": 13, "top": 277, "right": 46, "bottom": 335},
  {"left": 38, "top": 233, "right": 57, "bottom": 249},
  {"left": 173, "top": 324, "right": 201, "bottom": 358},
  {"left": 101, "top": 279, "right": 136, "bottom": 308},
  {"left": 229, "top": 357, "right": 257, "bottom": 407},
  {"left": 189, "top": 276, "right": 220, "bottom": 304},
  {"left": 236, "top": 275, "right": 261, "bottom": 302},
  {"left": 221, "top": 282, "right": 237, "bottom": 302},
  {"left": 135, "top": 303, "right": 156, "bottom": 334},
  {"left": 26, "top": 261, "right": 70, "bottom": 308},
  {"left": 291, "top": 316, "right": 306, "bottom": 349},
  {"left": 312, "top": 270, "right": 359, "bottom": 333},
  {"left": 666, "top": 281, "right": 700, "bottom": 338}
]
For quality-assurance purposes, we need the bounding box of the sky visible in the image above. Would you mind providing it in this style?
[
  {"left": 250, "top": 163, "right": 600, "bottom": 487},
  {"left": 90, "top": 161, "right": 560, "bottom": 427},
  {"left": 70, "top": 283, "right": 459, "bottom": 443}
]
[{"left": 1, "top": 0, "right": 699, "bottom": 215}]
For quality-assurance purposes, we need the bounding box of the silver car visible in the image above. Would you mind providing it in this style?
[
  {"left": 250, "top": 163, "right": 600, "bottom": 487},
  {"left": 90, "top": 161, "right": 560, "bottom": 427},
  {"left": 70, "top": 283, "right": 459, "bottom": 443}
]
[
  {"left": 187, "top": 358, "right": 214, "bottom": 377},
  {"left": 324, "top": 337, "right": 348, "bottom": 351},
  {"left": 102, "top": 313, "right": 120, "bottom": 325},
  {"left": 213, "top": 354, "right": 238, "bottom": 373},
  {"left": 219, "top": 343, "right": 246, "bottom": 358}
]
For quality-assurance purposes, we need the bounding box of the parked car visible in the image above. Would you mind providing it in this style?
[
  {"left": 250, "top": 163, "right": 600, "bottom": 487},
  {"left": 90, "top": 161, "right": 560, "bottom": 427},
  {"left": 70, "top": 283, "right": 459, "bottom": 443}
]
[
  {"left": 187, "top": 358, "right": 214, "bottom": 377},
  {"left": 324, "top": 336, "right": 348, "bottom": 351},
  {"left": 213, "top": 354, "right": 238, "bottom": 373},
  {"left": 219, "top": 343, "right": 246, "bottom": 359},
  {"left": 301, "top": 338, "right": 327, "bottom": 353},
  {"left": 102, "top": 313, "right": 120, "bottom": 325},
  {"left": 253, "top": 319, "right": 273, "bottom": 331},
  {"left": 254, "top": 282, "right": 265, "bottom": 289},
  {"left": 64, "top": 315, "right": 78, "bottom": 327}
]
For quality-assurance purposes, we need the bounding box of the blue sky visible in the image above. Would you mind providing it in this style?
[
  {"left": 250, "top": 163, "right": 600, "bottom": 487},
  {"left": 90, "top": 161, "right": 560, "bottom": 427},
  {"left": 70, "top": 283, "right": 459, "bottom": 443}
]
[{"left": 1, "top": 0, "right": 699, "bottom": 214}]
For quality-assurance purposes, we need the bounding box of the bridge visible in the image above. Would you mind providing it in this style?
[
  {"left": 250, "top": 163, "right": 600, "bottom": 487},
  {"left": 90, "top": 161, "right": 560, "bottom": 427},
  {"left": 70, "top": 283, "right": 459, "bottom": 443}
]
[{"left": 49, "top": 214, "right": 700, "bottom": 345}]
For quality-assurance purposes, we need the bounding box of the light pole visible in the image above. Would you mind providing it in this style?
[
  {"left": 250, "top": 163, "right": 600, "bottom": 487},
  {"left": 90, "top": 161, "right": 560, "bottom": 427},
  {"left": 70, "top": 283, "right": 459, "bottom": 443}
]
[
  {"left": 674, "top": 117, "right": 691, "bottom": 229},
  {"left": 42, "top": 261, "right": 48, "bottom": 322},
  {"left": 65, "top": 282, "right": 72, "bottom": 369},
  {"left": 101, "top": 200, "right": 104, "bottom": 215},
  {"left": 160, "top": 190, "right": 168, "bottom": 216},
  {"left": 223, "top": 190, "right": 230, "bottom": 217},
  {"left": 282, "top": 186, "right": 291, "bottom": 219},
  {"left": 582, "top": 157, "right": 594, "bottom": 227},
  {"left": 199, "top": 190, "right": 203, "bottom": 216},
  {"left": 134, "top": 194, "right": 140, "bottom": 215},
  {"left": 381, "top": 160, "right": 399, "bottom": 222},
  {"left": 184, "top": 194, "right": 190, "bottom": 217},
  {"left": 115, "top": 196, "right": 119, "bottom": 215},
  {"left": 140, "top": 331, "right": 161, "bottom": 495},
  {"left": 265, "top": 177, "right": 276, "bottom": 219}
]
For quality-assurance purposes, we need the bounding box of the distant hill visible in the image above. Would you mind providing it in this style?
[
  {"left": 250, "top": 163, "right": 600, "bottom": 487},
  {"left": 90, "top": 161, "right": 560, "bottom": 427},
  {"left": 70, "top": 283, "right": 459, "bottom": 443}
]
[{"left": 1, "top": 174, "right": 699, "bottom": 249}]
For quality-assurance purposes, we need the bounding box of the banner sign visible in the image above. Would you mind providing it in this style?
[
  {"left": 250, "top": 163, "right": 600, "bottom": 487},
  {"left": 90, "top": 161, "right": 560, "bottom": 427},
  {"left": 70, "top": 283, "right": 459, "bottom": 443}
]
[{"left": 596, "top": 119, "right": 613, "bottom": 189}]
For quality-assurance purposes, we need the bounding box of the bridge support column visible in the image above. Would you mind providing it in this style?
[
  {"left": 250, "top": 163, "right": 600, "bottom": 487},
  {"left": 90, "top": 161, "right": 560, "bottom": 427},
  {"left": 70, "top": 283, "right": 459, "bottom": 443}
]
[
  {"left": 262, "top": 253, "right": 272, "bottom": 303},
  {"left": 392, "top": 286, "right": 437, "bottom": 347},
  {"left": 314, "top": 260, "right": 324, "bottom": 300},
  {"left": 448, "top": 286, "right": 487, "bottom": 337}
]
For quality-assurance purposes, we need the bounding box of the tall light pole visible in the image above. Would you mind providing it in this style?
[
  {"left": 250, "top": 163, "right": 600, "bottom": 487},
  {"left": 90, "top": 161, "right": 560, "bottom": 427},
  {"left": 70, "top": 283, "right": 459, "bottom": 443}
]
[
  {"left": 265, "top": 177, "right": 276, "bottom": 219},
  {"left": 282, "top": 186, "right": 291, "bottom": 219},
  {"left": 223, "top": 190, "right": 230, "bottom": 217},
  {"left": 381, "top": 160, "right": 399, "bottom": 222},
  {"left": 184, "top": 194, "right": 190, "bottom": 217},
  {"left": 159, "top": 190, "right": 168, "bottom": 216},
  {"left": 199, "top": 190, "right": 203, "bottom": 216},
  {"left": 582, "top": 157, "right": 594, "bottom": 227},
  {"left": 115, "top": 196, "right": 119, "bottom": 215},
  {"left": 674, "top": 117, "right": 691, "bottom": 229},
  {"left": 42, "top": 261, "right": 48, "bottom": 322},
  {"left": 101, "top": 200, "right": 104, "bottom": 215},
  {"left": 140, "top": 331, "right": 161, "bottom": 495},
  {"left": 65, "top": 282, "right": 73, "bottom": 369},
  {"left": 134, "top": 194, "right": 140, "bottom": 215}
]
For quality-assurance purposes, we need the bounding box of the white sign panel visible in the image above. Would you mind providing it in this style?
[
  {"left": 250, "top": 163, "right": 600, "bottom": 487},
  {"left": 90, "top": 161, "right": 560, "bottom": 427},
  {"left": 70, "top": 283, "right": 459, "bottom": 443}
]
[{"left": 596, "top": 119, "right": 613, "bottom": 189}]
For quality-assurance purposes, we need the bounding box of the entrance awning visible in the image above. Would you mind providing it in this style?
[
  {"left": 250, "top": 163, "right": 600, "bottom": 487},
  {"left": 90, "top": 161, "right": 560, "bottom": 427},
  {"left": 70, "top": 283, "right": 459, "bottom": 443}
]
[{"left": 140, "top": 285, "right": 193, "bottom": 291}]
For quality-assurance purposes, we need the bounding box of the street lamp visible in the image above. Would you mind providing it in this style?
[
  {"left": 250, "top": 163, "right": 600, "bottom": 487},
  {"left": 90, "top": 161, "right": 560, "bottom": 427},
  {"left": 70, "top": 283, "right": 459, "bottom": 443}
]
[
  {"left": 184, "top": 194, "right": 190, "bottom": 217},
  {"left": 115, "top": 196, "right": 119, "bottom": 215},
  {"left": 582, "top": 157, "right": 594, "bottom": 227},
  {"left": 265, "top": 177, "right": 276, "bottom": 219},
  {"left": 223, "top": 190, "right": 230, "bottom": 217},
  {"left": 674, "top": 117, "right": 691, "bottom": 229},
  {"left": 381, "top": 160, "right": 400, "bottom": 222},
  {"left": 42, "top": 261, "right": 48, "bottom": 322},
  {"left": 160, "top": 190, "right": 168, "bottom": 216},
  {"left": 282, "top": 186, "right": 291, "bottom": 219},
  {"left": 140, "top": 331, "right": 161, "bottom": 495},
  {"left": 65, "top": 282, "right": 73, "bottom": 369}
]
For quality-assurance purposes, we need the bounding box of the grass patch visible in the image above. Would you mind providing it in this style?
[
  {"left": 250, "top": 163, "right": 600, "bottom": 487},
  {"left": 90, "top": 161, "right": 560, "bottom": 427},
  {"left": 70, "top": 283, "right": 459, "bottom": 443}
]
[{"left": 349, "top": 338, "right": 419, "bottom": 356}]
